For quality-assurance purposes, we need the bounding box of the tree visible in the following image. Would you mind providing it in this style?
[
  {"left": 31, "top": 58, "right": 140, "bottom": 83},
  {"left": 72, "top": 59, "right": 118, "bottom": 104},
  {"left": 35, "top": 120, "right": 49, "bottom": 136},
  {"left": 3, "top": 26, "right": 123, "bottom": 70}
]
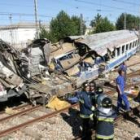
[
  {"left": 39, "top": 11, "right": 86, "bottom": 43},
  {"left": 95, "top": 17, "right": 115, "bottom": 33},
  {"left": 90, "top": 13, "right": 102, "bottom": 27},
  {"left": 71, "top": 16, "right": 86, "bottom": 35},
  {"left": 90, "top": 14, "right": 115, "bottom": 33},
  {"left": 90, "top": 14, "right": 115, "bottom": 34},
  {"left": 39, "top": 26, "right": 49, "bottom": 39},
  {"left": 50, "top": 11, "right": 76, "bottom": 42},
  {"left": 116, "top": 13, "right": 140, "bottom": 30}
]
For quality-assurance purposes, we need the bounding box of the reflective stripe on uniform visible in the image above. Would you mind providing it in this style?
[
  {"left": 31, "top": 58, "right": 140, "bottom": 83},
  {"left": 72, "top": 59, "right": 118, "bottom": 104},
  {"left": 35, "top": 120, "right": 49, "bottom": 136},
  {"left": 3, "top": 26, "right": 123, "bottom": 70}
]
[
  {"left": 89, "top": 113, "right": 94, "bottom": 120},
  {"left": 79, "top": 99, "right": 84, "bottom": 104},
  {"left": 80, "top": 114, "right": 90, "bottom": 118},
  {"left": 91, "top": 106, "right": 95, "bottom": 111},
  {"left": 96, "top": 134, "right": 114, "bottom": 139},
  {"left": 97, "top": 116, "right": 114, "bottom": 122}
]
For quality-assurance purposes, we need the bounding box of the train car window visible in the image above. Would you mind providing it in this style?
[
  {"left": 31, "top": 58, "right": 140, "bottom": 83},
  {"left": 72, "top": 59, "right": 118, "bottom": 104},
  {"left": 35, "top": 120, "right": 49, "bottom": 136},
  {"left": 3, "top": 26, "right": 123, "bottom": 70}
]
[
  {"left": 126, "top": 44, "right": 128, "bottom": 50},
  {"left": 129, "top": 43, "right": 132, "bottom": 50},
  {"left": 122, "top": 45, "right": 125, "bottom": 53},
  {"left": 135, "top": 40, "right": 137, "bottom": 47},
  {"left": 117, "top": 47, "right": 120, "bottom": 56},
  {"left": 136, "top": 40, "right": 138, "bottom": 46},
  {"left": 132, "top": 41, "right": 135, "bottom": 48}
]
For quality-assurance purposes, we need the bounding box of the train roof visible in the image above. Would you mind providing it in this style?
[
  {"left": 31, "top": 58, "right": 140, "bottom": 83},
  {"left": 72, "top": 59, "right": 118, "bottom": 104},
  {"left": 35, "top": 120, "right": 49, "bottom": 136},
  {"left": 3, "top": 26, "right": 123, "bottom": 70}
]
[{"left": 63, "top": 30, "right": 139, "bottom": 56}]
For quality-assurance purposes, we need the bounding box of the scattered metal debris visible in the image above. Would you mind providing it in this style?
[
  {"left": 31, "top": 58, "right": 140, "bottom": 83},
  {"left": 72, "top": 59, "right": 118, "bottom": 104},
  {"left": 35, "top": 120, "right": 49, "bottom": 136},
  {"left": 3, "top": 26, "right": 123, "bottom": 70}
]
[{"left": 0, "top": 30, "right": 139, "bottom": 104}]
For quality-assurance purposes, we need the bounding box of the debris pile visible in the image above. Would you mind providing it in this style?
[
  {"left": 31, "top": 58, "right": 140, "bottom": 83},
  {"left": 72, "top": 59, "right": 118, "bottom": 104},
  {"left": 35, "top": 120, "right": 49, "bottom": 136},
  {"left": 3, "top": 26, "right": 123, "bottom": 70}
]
[
  {"left": 0, "top": 39, "right": 74, "bottom": 104},
  {"left": 0, "top": 30, "right": 139, "bottom": 104}
]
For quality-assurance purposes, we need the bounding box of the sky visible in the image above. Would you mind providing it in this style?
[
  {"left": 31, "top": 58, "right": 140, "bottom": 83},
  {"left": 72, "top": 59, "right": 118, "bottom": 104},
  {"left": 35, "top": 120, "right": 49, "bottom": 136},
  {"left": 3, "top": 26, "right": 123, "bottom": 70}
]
[{"left": 0, "top": 0, "right": 140, "bottom": 26}]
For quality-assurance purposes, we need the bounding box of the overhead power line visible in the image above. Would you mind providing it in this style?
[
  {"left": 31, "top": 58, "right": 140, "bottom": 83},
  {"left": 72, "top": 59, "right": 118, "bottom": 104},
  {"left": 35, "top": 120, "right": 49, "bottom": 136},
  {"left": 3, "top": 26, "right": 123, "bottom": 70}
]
[
  {"left": 0, "top": 12, "right": 53, "bottom": 18},
  {"left": 74, "top": 0, "right": 139, "bottom": 13},
  {"left": 0, "top": 2, "right": 33, "bottom": 7},
  {"left": 112, "top": 0, "right": 140, "bottom": 6}
]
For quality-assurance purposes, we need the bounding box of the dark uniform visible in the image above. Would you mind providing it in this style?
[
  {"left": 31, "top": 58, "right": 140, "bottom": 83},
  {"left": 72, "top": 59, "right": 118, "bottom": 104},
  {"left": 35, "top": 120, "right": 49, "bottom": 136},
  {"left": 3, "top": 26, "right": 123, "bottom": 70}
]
[
  {"left": 95, "top": 86, "right": 107, "bottom": 107},
  {"left": 79, "top": 82, "right": 94, "bottom": 139},
  {"left": 89, "top": 81, "right": 97, "bottom": 129},
  {"left": 95, "top": 97, "right": 116, "bottom": 140},
  {"left": 90, "top": 82, "right": 97, "bottom": 106}
]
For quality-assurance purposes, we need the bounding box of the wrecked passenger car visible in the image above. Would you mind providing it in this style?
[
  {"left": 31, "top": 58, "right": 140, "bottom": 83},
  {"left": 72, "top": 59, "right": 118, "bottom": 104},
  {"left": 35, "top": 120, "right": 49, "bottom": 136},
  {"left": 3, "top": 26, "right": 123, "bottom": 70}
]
[{"left": 0, "top": 30, "right": 139, "bottom": 104}]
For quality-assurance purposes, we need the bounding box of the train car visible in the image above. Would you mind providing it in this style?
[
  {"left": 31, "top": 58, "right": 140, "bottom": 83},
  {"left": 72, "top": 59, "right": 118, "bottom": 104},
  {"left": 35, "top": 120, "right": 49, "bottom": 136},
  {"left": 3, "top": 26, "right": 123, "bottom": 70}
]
[{"left": 50, "top": 30, "right": 140, "bottom": 87}]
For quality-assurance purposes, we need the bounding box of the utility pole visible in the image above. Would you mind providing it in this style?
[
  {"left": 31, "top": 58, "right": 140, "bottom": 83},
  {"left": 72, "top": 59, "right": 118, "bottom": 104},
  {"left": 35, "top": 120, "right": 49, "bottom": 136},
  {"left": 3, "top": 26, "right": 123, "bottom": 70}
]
[
  {"left": 39, "top": 20, "right": 42, "bottom": 29},
  {"left": 138, "top": 8, "right": 140, "bottom": 51},
  {"left": 124, "top": 12, "right": 126, "bottom": 30},
  {"left": 34, "top": 0, "right": 39, "bottom": 39},
  {"left": 80, "top": 14, "right": 83, "bottom": 35},
  {"left": 9, "top": 14, "right": 13, "bottom": 46}
]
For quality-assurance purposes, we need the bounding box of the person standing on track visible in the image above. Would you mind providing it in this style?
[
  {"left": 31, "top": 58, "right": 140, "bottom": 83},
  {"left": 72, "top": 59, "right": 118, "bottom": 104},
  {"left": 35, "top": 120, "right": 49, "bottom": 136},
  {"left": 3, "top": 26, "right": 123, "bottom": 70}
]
[
  {"left": 116, "top": 69, "right": 130, "bottom": 112},
  {"left": 119, "top": 62, "right": 127, "bottom": 82}
]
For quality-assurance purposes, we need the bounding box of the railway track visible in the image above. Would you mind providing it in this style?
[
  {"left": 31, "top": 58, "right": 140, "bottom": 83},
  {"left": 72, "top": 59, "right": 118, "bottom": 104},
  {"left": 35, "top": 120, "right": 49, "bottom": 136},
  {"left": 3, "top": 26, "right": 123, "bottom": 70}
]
[
  {"left": 0, "top": 77, "right": 139, "bottom": 139},
  {"left": 0, "top": 103, "right": 79, "bottom": 138},
  {"left": 73, "top": 74, "right": 140, "bottom": 140},
  {"left": 0, "top": 103, "right": 30, "bottom": 115},
  {"left": 73, "top": 104, "right": 140, "bottom": 140},
  {"left": 0, "top": 58, "right": 140, "bottom": 139}
]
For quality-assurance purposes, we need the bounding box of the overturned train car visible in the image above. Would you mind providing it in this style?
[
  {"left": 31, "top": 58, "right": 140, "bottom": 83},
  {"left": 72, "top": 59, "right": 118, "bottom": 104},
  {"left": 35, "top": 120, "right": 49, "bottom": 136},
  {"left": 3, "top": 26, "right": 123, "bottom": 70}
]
[
  {"left": 49, "top": 30, "right": 140, "bottom": 87},
  {"left": 0, "top": 30, "right": 140, "bottom": 104}
]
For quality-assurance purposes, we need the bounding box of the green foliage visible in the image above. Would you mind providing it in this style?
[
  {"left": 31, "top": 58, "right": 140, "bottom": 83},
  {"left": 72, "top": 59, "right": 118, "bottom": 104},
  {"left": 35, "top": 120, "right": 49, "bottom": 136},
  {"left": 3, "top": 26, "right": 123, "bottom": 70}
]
[
  {"left": 71, "top": 16, "right": 86, "bottom": 35},
  {"left": 90, "top": 13, "right": 102, "bottom": 27},
  {"left": 116, "top": 13, "right": 140, "bottom": 30},
  {"left": 39, "top": 26, "right": 49, "bottom": 39},
  {"left": 90, "top": 14, "right": 115, "bottom": 33},
  {"left": 50, "top": 11, "right": 76, "bottom": 42},
  {"left": 95, "top": 17, "right": 115, "bottom": 33},
  {"left": 39, "top": 10, "right": 86, "bottom": 43}
]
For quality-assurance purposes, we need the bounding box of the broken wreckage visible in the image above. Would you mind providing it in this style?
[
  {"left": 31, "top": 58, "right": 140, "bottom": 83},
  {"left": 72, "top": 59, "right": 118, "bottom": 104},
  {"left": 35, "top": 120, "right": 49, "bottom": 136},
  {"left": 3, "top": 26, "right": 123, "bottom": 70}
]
[{"left": 0, "top": 30, "right": 139, "bottom": 104}]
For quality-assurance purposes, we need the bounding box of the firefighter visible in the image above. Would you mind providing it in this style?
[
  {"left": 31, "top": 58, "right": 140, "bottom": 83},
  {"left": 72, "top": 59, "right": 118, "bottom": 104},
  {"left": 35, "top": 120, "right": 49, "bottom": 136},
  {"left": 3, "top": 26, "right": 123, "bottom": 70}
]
[
  {"left": 96, "top": 96, "right": 116, "bottom": 140},
  {"left": 79, "top": 82, "right": 95, "bottom": 139},
  {"left": 96, "top": 86, "right": 108, "bottom": 107},
  {"left": 89, "top": 81, "right": 97, "bottom": 129},
  {"left": 89, "top": 81, "right": 97, "bottom": 106}
]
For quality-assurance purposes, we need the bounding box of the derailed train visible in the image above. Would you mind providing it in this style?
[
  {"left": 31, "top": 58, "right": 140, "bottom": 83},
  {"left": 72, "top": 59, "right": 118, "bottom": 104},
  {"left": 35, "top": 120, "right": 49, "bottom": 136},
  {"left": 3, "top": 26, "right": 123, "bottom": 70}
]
[{"left": 0, "top": 30, "right": 140, "bottom": 104}]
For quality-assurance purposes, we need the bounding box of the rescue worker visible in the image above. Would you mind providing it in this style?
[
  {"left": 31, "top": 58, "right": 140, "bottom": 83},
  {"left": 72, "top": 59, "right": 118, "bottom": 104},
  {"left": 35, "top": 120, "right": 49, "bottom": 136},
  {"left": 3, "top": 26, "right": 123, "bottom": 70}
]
[
  {"left": 96, "top": 96, "right": 116, "bottom": 140},
  {"left": 96, "top": 86, "right": 108, "bottom": 107},
  {"left": 116, "top": 69, "right": 130, "bottom": 112},
  {"left": 89, "top": 81, "right": 97, "bottom": 129},
  {"left": 79, "top": 82, "right": 95, "bottom": 139},
  {"left": 90, "top": 81, "right": 97, "bottom": 106},
  {"left": 119, "top": 62, "right": 127, "bottom": 81}
]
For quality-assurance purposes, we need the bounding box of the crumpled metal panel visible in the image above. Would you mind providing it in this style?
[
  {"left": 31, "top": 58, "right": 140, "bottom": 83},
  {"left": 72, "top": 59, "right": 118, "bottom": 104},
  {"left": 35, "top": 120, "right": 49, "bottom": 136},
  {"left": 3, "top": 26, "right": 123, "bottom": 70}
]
[{"left": 0, "top": 38, "right": 74, "bottom": 103}]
